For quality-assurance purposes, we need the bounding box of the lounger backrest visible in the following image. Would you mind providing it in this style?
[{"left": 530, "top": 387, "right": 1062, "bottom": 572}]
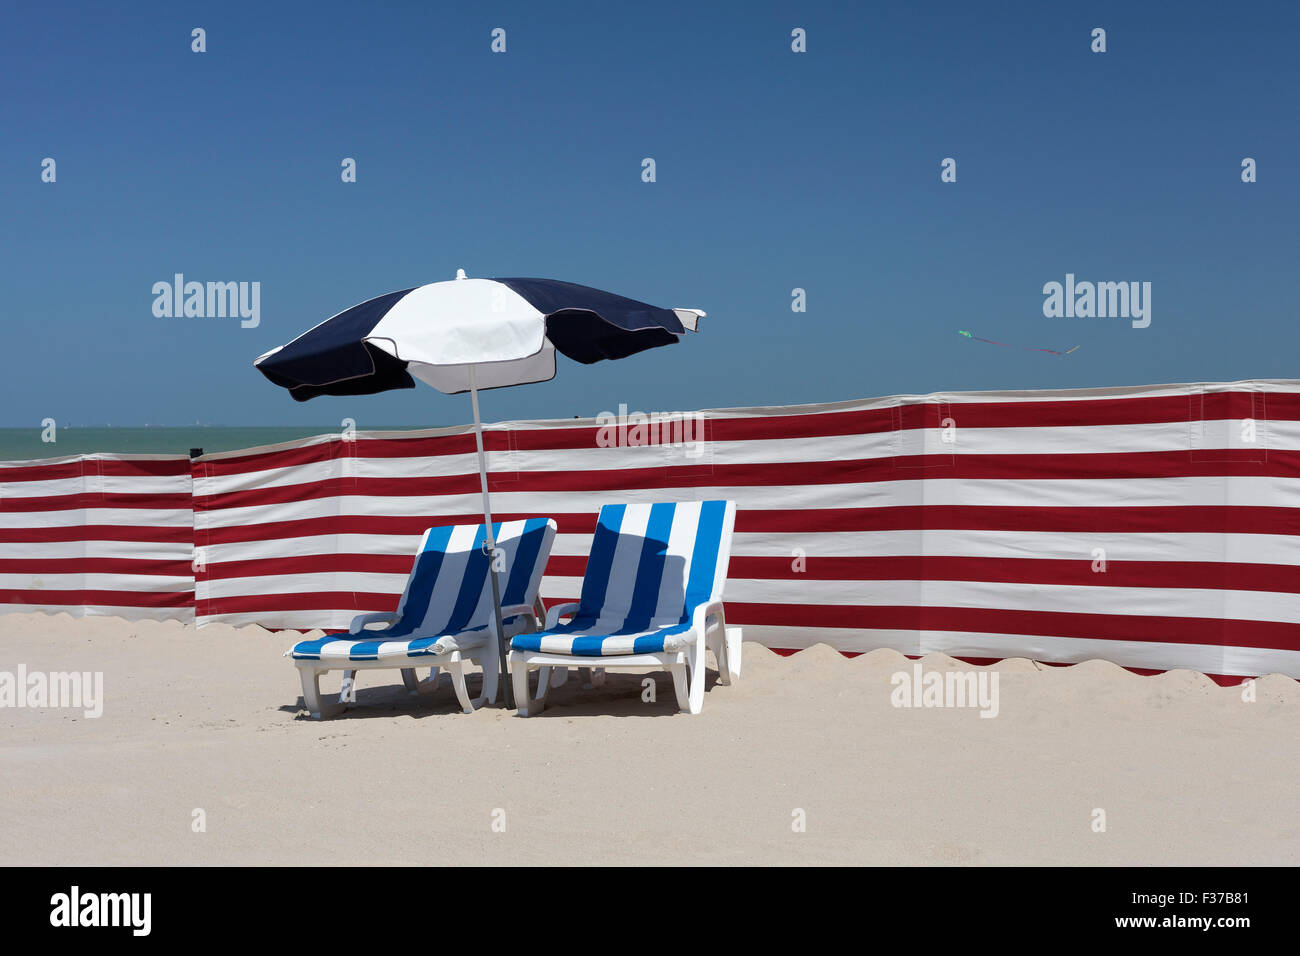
[
  {"left": 477, "top": 517, "right": 559, "bottom": 624},
  {"left": 576, "top": 500, "right": 735, "bottom": 625},
  {"left": 385, "top": 517, "right": 557, "bottom": 638}
]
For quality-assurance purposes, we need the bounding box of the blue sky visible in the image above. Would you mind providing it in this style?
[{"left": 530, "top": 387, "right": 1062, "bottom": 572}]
[{"left": 3, "top": 0, "right": 1297, "bottom": 428}]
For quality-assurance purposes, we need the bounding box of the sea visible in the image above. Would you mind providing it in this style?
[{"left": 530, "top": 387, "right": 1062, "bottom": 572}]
[{"left": 0, "top": 426, "right": 423, "bottom": 462}]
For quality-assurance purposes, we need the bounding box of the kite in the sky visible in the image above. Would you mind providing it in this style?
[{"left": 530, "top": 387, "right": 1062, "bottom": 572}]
[{"left": 958, "top": 330, "right": 1080, "bottom": 356}]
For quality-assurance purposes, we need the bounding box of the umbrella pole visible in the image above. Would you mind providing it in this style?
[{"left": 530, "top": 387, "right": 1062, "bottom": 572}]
[{"left": 468, "top": 365, "right": 515, "bottom": 709}]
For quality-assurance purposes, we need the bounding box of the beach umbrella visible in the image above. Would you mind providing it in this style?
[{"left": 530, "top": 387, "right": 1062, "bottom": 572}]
[{"left": 254, "top": 270, "right": 704, "bottom": 707}]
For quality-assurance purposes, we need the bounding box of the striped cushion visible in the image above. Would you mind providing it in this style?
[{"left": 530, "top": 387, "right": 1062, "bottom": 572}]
[
  {"left": 511, "top": 500, "right": 735, "bottom": 657},
  {"left": 291, "top": 517, "right": 556, "bottom": 662}
]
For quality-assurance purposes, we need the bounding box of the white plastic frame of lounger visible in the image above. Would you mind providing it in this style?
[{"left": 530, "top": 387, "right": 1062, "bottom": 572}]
[
  {"left": 510, "top": 602, "right": 741, "bottom": 716},
  {"left": 296, "top": 599, "right": 545, "bottom": 719},
  {"left": 293, "top": 519, "right": 555, "bottom": 718},
  {"left": 508, "top": 501, "right": 742, "bottom": 716}
]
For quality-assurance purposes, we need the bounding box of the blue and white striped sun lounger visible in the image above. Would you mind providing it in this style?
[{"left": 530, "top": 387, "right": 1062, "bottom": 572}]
[
  {"left": 290, "top": 517, "right": 557, "bottom": 718},
  {"left": 509, "top": 500, "right": 741, "bottom": 715}
]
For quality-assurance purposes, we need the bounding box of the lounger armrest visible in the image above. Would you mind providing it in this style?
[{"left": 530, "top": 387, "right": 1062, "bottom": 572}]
[
  {"left": 691, "top": 600, "right": 726, "bottom": 638},
  {"left": 348, "top": 611, "right": 400, "bottom": 635},
  {"left": 543, "top": 602, "right": 580, "bottom": 629},
  {"left": 499, "top": 603, "right": 536, "bottom": 621}
]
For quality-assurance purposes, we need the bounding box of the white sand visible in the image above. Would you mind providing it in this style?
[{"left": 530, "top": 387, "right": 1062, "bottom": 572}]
[{"left": 1, "top": 611, "right": 1296, "bottom": 866}]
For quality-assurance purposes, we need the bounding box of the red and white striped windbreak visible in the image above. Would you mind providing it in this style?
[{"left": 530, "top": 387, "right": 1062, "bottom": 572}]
[
  {"left": 0, "top": 454, "right": 194, "bottom": 621},
  {"left": 2, "top": 381, "right": 1297, "bottom": 679},
  {"left": 184, "top": 379, "right": 1300, "bottom": 680}
]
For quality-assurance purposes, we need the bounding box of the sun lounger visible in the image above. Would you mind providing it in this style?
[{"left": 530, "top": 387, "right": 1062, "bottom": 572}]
[
  {"left": 289, "top": 517, "right": 557, "bottom": 718},
  {"left": 508, "top": 501, "right": 740, "bottom": 715}
]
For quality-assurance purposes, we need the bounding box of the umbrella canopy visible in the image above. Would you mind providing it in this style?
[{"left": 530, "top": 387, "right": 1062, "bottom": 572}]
[
  {"left": 254, "top": 271, "right": 704, "bottom": 709},
  {"left": 255, "top": 272, "right": 702, "bottom": 398}
]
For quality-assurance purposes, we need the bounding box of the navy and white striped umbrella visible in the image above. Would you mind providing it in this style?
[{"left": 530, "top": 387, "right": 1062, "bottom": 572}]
[
  {"left": 255, "top": 271, "right": 702, "bottom": 399},
  {"left": 254, "top": 271, "right": 704, "bottom": 707}
]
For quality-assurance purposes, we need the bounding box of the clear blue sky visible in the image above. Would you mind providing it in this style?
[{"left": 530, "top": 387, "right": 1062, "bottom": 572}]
[{"left": 3, "top": 0, "right": 1297, "bottom": 428}]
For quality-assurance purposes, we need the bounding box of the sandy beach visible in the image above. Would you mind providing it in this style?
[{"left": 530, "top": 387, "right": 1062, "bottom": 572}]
[{"left": 0, "top": 611, "right": 1296, "bottom": 866}]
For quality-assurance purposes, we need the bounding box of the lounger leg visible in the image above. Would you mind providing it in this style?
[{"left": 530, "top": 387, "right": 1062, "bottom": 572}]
[
  {"left": 511, "top": 653, "right": 549, "bottom": 717},
  {"left": 446, "top": 654, "right": 477, "bottom": 714},
  {"left": 686, "top": 636, "right": 706, "bottom": 714},
  {"left": 340, "top": 669, "right": 358, "bottom": 706},
  {"left": 511, "top": 654, "right": 531, "bottom": 715},
  {"left": 724, "top": 627, "right": 742, "bottom": 683},
  {"left": 400, "top": 665, "right": 442, "bottom": 695},
  {"left": 704, "top": 612, "right": 741, "bottom": 686},
  {"left": 298, "top": 666, "right": 344, "bottom": 719},
  {"left": 549, "top": 666, "right": 569, "bottom": 688},
  {"left": 706, "top": 629, "right": 724, "bottom": 685},
  {"left": 673, "top": 640, "right": 707, "bottom": 715},
  {"left": 707, "top": 627, "right": 741, "bottom": 686},
  {"left": 478, "top": 651, "right": 499, "bottom": 706},
  {"left": 581, "top": 667, "right": 606, "bottom": 689},
  {"left": 670, "top": 659, "right": 691, "bottom": 712}
]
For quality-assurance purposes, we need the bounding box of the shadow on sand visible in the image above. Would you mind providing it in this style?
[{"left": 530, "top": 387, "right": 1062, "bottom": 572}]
[{"left": 285, "top": 665, "right": 723, "bottom": 721}]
